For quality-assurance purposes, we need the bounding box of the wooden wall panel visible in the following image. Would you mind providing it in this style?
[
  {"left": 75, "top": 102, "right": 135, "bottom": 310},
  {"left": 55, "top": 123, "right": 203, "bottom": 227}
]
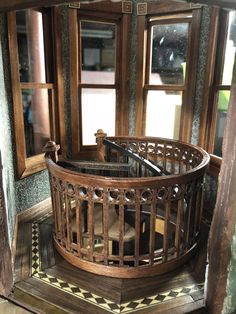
[
  {"left": 207, "top": 84, "right": 236, "bottom": 313},
  {"left": 0, "top": 151, "right": 13, "bottom": 297}
]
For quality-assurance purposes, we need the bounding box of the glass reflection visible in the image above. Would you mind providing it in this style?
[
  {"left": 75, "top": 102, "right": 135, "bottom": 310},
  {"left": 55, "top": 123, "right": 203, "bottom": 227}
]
[
  {"left": 213, "top": 90, "right": 230, "bottom": 157},
  {"left": 22, "top": 89, "right": 50, "bottom": 157},
  {"left": 221, "top": 11, "right": 236, "bottom": 85},
  {"left": 16, "top": 9, "right": 46, "bottom": 83},
  {"left": 81, "top": 21, "right": 116, "bottom": 84},
  {"left": 81, "top": 88, "right": 116, "bottom": 145},
  {"left": 150, "top": 23, "right": 189, "bottom": 85},
  {"left": 145, "top": 90, "right": 182, "bottom": 140}
]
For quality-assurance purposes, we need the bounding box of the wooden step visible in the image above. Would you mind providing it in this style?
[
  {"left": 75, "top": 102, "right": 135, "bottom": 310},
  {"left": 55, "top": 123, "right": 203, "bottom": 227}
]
[{"left": 71, "top": 204, "right": 136, "bottom": 242}]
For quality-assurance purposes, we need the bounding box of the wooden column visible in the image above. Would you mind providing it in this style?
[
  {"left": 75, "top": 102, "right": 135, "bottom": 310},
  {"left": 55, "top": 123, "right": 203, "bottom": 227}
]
[
  {"left": 207, "top": 83, "right": 236, "bottom": 313},
  {"left": 0, "top": 151, "right": 13, "bottom": 296}
]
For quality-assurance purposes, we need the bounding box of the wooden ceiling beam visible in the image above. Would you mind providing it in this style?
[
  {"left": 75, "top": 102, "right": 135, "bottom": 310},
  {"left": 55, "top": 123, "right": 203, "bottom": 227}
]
[
  {"left": 180, "top": 0, "right": 235, "bottom": 10},
  {"left": 0, "top": 0, "right": 235, "bottom": 12},
  {"left": 0, "top": 0, "right": 71, "bottom": 12}
]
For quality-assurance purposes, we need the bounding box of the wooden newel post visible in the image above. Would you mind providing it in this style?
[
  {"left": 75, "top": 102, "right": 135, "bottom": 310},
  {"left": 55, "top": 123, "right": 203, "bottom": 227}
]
[
  {"left": 43, "top": 140, "right": 60, "bottom": 163},
  {"left": 95, "top": 129, "right": 107, "bottom": 162}
]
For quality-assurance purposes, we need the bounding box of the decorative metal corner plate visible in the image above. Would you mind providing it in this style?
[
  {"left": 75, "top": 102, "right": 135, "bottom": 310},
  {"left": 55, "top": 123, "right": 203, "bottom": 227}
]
[
  {"left": 137, "top": 3, "right": 147, "bottom": 16},
  {"left": 122, "top": 1, "right": 132, "bottom": 14},
  {"left": 68, "top": 2, "right": 80, "bottom": 9},
  {"left": 190, "top": 3, "right": 202, "bottom": 8}
]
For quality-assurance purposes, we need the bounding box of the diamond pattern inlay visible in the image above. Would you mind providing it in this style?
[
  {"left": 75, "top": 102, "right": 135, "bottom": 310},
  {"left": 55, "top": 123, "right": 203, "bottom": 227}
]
[{"left": 31, "top": 222, "right": 204, "bottom": 313}]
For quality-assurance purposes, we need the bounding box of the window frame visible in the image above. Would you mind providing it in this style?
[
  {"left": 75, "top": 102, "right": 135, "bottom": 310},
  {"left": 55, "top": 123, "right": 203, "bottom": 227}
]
[
  {"left": 199, "top": 8, "right": 234, "bottom": 176},
  {"left": 135, "top": 2, "right": 201, "bottom": 143},
  {"left": 8, "top": 7, "right": 65, "bottom": 179},
  {"left": 68, "top": 2, "right": 131, "bottom": 159}
]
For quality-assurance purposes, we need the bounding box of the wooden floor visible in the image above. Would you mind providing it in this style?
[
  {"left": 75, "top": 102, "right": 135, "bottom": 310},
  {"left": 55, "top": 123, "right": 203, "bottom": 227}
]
[{"left": 10, "top": 211, "right": 210, "bottom": 314}]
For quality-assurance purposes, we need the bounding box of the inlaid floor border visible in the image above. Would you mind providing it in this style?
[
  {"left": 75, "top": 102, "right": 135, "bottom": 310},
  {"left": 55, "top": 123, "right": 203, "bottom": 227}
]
[{"left": 31, "top": 222, "right": 204, "bottom": 314}]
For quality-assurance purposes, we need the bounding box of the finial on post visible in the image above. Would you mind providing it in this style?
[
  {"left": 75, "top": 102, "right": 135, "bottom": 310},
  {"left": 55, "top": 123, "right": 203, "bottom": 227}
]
[
  {"left": 95, "top": 129, "right": 107, "bottom": 162},
  {"left": 43, "top": 140, "right": 60, "bottom": 163}
]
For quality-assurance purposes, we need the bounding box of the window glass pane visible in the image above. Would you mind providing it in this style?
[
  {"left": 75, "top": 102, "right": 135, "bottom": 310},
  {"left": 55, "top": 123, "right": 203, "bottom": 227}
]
[
  {"left": 16, "top": 9, "right": 46, "bottom": 83},
  {"left": 221, "top": 11, "right": 236, "bottom": 85},
  {"left": 213, "top": 90, "right": 230, "bottom": 157},
  {"left": 150, "top": 23, "right": 189, "bottom": 85},
  {"left": 22, "top": 88, "right": 51, "bottom": 157},
  {"left": 81, "top": 89, "right": 116, "bottom": 145},
  {"left": 81, "top": 21, "right": 116, "bottom": 84},
  {"left": 145, "top": 90, "right": 182, "bottom": 139}
]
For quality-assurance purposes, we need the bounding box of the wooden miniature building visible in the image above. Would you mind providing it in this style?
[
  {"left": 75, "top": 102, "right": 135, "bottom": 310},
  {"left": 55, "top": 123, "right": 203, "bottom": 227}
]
[{"left": 0, "top": 0, "right": 236, "bottom": 313}]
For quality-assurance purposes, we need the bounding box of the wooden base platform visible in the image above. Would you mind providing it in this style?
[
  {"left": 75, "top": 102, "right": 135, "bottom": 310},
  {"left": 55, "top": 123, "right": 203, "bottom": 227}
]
[{"left": 10, "top": 208, "right": 209, "bottom": 314}]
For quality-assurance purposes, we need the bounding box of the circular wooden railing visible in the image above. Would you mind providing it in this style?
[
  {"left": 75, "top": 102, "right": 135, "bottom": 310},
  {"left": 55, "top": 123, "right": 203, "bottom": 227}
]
[{"left": 44, "top": 134, "right": 210, "bottom": 278}]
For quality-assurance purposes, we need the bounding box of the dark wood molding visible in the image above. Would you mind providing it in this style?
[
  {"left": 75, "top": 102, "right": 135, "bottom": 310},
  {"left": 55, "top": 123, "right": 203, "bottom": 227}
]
[
  {"left": 8, "top": 12, "right": 27, "bottom": 178},
  {"left": 135, "top": 15, "right": 146, "bottom": 136},
  {"left": 0, "top": 151, "right": 13, "bottom": 297},
  {"left": 198, "top": 8, "right": 220, "bottom": 150},
  {"left": 180, "top": 9, "right": 201, "bottom": 142},
  {"left": 53, "top": 6, "right": 67, "bottom": 157},
  {"left": 206, "top": 84, "right": 236, "bottom": 313},
  {"left": 79, "top": 0, "right": 125, "bottom": 13},
  {"left": 188, "top": 0, "right": 236, "bottom": 10},
  {"left": 147, "top": 1, "right": 193, "bottom": 14},
  {"left": 0, "top": 0, "right": 71, "bottom": 12},
  {"left": 117, "top": 13, "right": 131, "bottom": 136},
  {"left": 17, "top": 197, "right": 52, "bottom": 223},
  {"left": 1, "top": 0, "right": 235, "bottom": 13},
  {"left": 69, "top": 8, "right": 80, "bottom": 158}
]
